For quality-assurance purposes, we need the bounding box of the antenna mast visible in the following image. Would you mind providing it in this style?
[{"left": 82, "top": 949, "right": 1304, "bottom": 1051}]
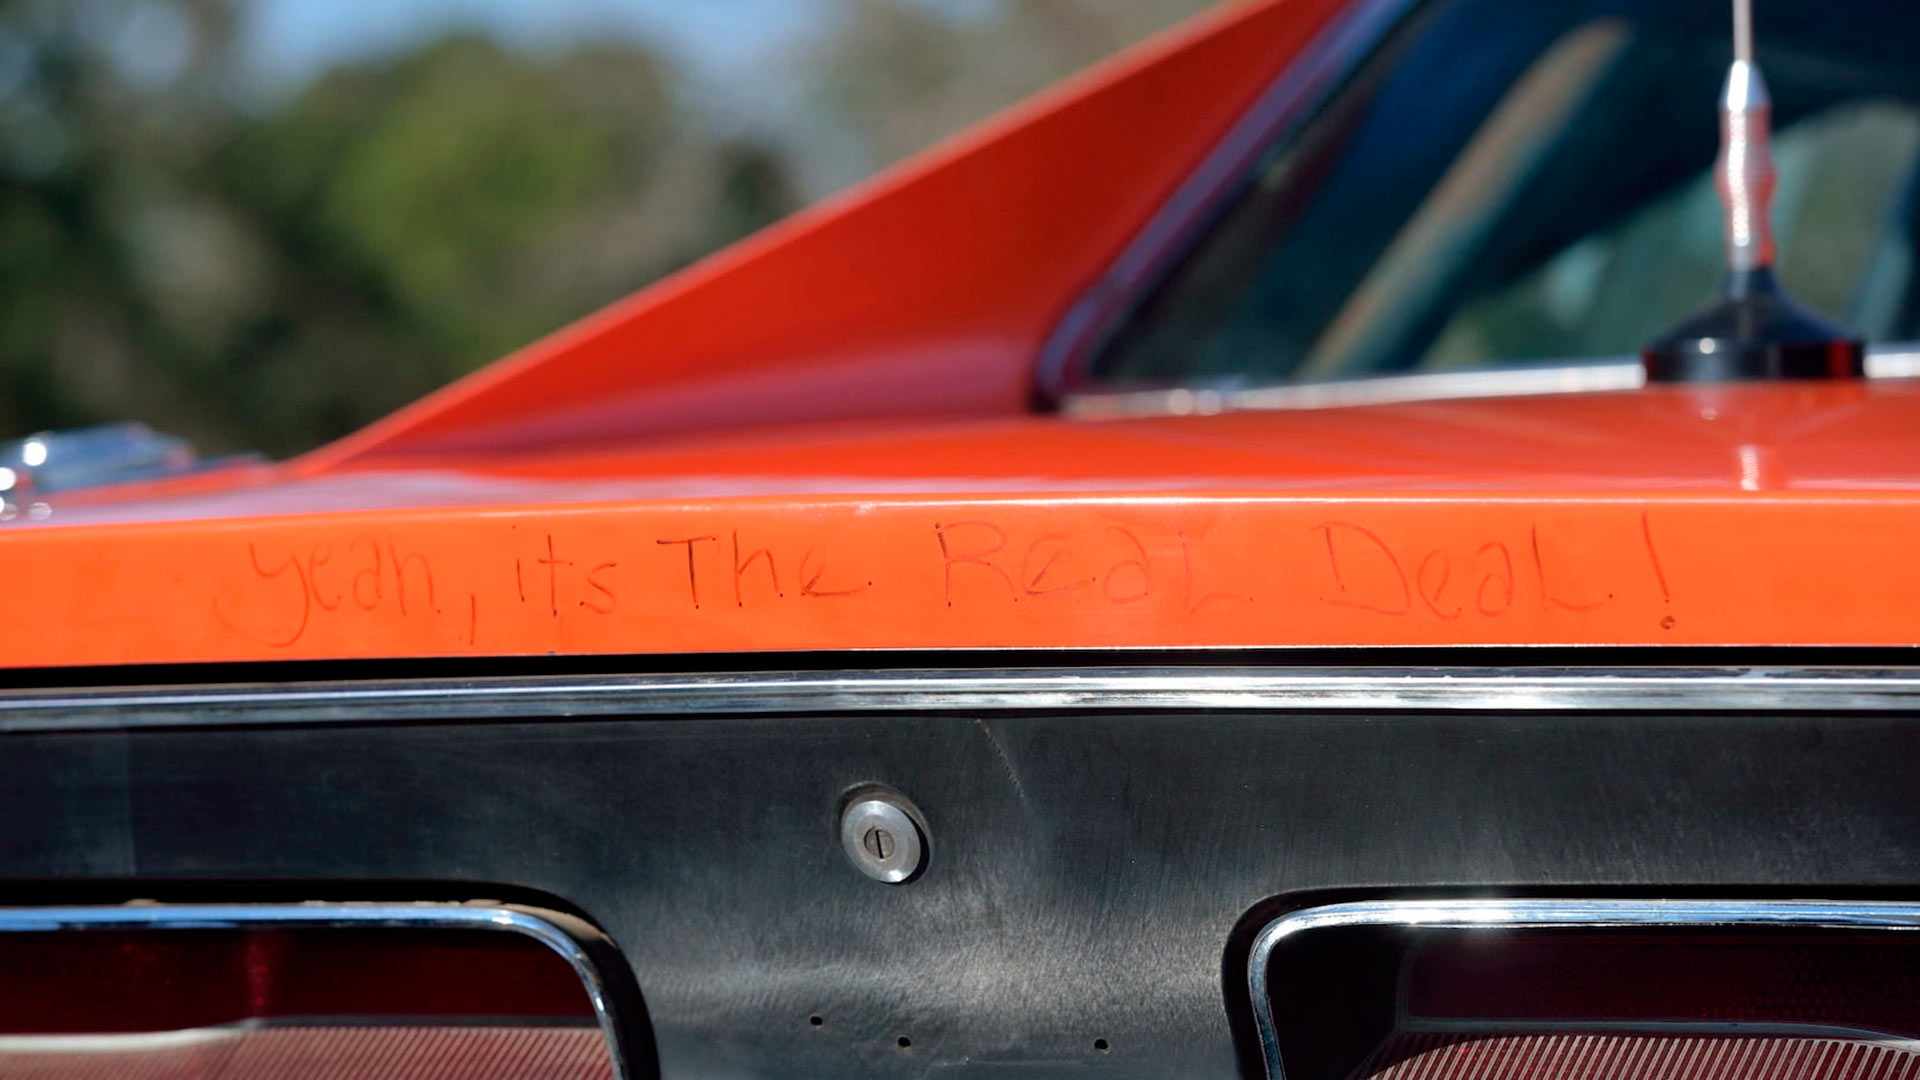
[
  {"left": 1719, "top": 0, "right": 1774, "bottom": 275},
  {"left": 1639, "top": 0, "right": 1864, "bottom": 382}
]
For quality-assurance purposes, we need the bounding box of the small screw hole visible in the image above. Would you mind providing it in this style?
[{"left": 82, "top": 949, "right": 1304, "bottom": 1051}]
[
  {"left": 896, "top": 1036, "right": 912, "bottom": 1050},
  {"left": 1094, "top": 1038, "right": 1110, "bottom": 1052},
  {"left": 808, "top": 1016, "right": 823, "bottom": 1028}
]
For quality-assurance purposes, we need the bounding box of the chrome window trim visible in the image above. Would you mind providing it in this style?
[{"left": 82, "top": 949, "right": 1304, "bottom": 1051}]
[
  {"left": 1035, "top": 0, "right": 1421, "bottom": 400},
  {"left": 8, "top": 666, "right": 1920, "bottom": 733},
  {"left": 1063, "top": 344, "right": 1920, "bottom": 420},
  {"left": 0, "top": 901, "right": 632, "bottom": 1079},
  {"left": 1870, "top": 345, "right": 1920, "bottom": 379},
  {"left": 1247, "top": 897, "right": 1920, "bottom": 1080},
  {"left": 1064, "top": 361, "right": 1644, "bottom": 419}
]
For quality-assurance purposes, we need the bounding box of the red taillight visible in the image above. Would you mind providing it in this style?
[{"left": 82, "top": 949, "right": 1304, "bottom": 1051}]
[
  {"left": 0, "top": 930, "right": 594, "bottom": 1034},
  {"left": 1406, "top": 933, "right": 1920, "bottom": 1035},
  {"left": 1256, "top": 912, "right": 1920, "bottom": 1080},
  {"left": 1373, "top": 934, "right": 1920, "bottom": 1080},
  {"left": 0, "top": 920, "right": 617, "bottom": 1080}
]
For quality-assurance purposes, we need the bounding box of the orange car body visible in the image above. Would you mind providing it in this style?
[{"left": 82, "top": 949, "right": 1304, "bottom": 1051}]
[{"left": 5, "top": 0, "right": 1916, "bottom": 669}]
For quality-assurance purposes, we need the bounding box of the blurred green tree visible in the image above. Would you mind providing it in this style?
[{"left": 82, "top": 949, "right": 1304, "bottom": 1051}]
[
  {"left": 800, "top": 0, "right": 1215, "bottom": 183},
  {"left": 0, "top": 0, "right": 1205, "bottom": 457},
  {"left": 0, "top": 2, "right": 800, "bottom": 455},
  {"left": 0, "top": 0, "right": 247, "bottom": 448},
  {"left": 212, "top": 32, "right": 699, "bottom": 455}
]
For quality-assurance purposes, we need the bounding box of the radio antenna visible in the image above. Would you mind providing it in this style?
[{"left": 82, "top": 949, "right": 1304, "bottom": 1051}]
[
  {"left": 1720, "top": 0, "right": 1772, "bottom": 275},
  {"left": 1640, "top": 0, "right": 1864, "bottom": 382}
]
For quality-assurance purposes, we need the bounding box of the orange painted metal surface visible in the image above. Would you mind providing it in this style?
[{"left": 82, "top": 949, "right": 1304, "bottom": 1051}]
[
  {"left": 8, "top": 382, "right": 1920, "bottom": 667},
  {"left": 7, "top": 0, "right": 1918, "bottom": 669}
]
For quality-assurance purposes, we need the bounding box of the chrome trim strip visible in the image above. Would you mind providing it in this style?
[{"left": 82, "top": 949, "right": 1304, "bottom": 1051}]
[
  {"left": 1064, "top": 362, "right": 1644, "bottom": 419},
  {"left": 1247, "top": 898, "right": 1920, "bottom": 1080},
  {"left": 0, "top": 1029, "right": 245, "bottom": 1054},
  {"left": 1064, "top": 343, "right": 1920, "bottom": 420},
  {"left": 0, "top": 902, "right": 630, "bottom": 1079},
  {"left": 1868, "top": 345, "right": 1920, "bottom": 379},
  {"left": 6, "top": 667, "right": 1920, "bottom": 733}
]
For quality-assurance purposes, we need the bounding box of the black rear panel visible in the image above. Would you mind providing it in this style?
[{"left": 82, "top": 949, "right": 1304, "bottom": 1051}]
[{"left": 2, "top": 666, "right": 1919, "bottom": 1076}]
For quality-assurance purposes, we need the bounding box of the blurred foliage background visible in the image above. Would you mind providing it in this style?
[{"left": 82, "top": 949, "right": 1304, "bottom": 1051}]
[{"left": 0, "top": 0, "right": 1212, "bottom": 455}]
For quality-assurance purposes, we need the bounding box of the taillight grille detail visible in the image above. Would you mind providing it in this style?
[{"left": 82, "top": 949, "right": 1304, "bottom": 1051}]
[
  {"left": 1362, "top": 1032, "right": 1920, "bottom": 1080},
  {"left": 0, "top": 1026, "right": 613, "bottom": 1080}
]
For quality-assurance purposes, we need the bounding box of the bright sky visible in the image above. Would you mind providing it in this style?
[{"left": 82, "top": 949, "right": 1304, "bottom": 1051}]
[{"left": 238, "top": 0, "right": 830, "bottom": 90}]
